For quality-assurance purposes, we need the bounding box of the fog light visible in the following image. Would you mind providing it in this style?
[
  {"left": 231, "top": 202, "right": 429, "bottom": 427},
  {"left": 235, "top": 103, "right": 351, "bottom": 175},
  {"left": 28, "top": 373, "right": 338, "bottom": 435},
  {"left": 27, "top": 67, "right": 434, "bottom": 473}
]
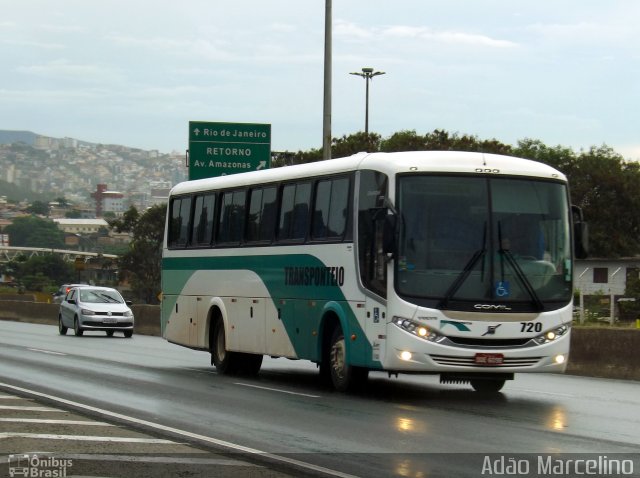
[
  {"left": 400, "top": 351, "right": 412, "bottom": 361},
  {"left": 554, "top": 354, "right": 566, "bottom": 365}
]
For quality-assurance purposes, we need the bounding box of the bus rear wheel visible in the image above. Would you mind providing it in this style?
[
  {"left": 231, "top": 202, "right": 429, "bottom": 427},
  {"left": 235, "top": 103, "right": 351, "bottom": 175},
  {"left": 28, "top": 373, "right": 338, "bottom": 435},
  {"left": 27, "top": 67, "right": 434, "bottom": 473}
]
[
  {"left": 212, "top": 319, "right": 236, "bottom": 373},
  {"left": 328, "top": 327, "right": 368, "bottom": 392},
  {"left": 211, "top": 318, "right": 261, "bottom": 375}
]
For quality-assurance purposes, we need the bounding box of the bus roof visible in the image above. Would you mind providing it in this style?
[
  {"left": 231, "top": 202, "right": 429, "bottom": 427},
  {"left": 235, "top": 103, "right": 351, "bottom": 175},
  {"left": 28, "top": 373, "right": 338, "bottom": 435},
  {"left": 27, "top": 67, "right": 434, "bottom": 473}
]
[{"left": 170, "top": 151, "right": 566, "bottom": 196}]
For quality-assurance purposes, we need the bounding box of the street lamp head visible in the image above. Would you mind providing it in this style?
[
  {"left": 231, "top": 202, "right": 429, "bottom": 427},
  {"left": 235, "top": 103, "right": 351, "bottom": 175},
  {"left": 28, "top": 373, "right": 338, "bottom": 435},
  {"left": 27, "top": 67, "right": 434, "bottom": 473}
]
[{"left": 361, "top": 67, "right": 374, "bottom": 73}]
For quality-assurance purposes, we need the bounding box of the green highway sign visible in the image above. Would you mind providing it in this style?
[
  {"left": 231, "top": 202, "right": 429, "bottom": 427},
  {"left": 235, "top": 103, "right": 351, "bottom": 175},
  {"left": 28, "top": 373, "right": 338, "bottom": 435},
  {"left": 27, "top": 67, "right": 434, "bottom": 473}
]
[{"left": 188, "top": 121, "right": 271, "bottom": 180}]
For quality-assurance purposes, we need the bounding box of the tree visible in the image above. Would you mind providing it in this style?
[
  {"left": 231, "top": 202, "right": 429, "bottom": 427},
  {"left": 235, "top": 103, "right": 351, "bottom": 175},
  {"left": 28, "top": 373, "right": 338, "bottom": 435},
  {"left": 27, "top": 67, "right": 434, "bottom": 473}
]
[
  {"left": 26, "top": 200, "right": 50, "bottom": 216},
  {"left": 2, "top": 254, "right": 73, "bottom": 291},
  {"left": 331, "top": 132, "right": 381, "bottom": 158},
  {"left": 65, "top": 209, "right": 82, "bottom": 218},
  {"left": 111, "top": 205, "right": 165, "bottom": 304},
  {"left": 4, "top": 216, "right": 66, "bottom": 248},
  {"left": 514, "top": 140, "right": 640, "bottom": 257}
]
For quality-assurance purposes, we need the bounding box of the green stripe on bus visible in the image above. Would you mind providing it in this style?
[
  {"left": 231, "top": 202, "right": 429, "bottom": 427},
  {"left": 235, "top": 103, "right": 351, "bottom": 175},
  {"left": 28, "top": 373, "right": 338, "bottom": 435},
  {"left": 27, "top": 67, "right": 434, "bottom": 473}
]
[{"left": 161, "top": 254, "right": 381, "bottom": 369}]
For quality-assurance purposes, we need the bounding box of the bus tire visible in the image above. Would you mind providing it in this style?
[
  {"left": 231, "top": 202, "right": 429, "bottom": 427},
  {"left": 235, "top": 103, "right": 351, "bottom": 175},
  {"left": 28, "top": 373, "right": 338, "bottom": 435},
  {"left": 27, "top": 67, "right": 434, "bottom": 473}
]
[
  {"left": 470, "top": 378, "right": 506, "bottom": 394},
  {"left": 239, "top": 353, "right": 263, "bottom": 376},
  {"left": 329, "top": 327, "right": 368, "bottom": 392},
  {"left": 211, "top": 319, "right": 239, "bottom": 374}
]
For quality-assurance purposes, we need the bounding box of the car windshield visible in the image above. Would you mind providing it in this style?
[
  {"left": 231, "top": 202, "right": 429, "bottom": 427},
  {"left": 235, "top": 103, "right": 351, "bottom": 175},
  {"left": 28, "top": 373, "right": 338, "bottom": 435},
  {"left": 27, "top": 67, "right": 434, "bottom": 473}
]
[
  {"left": 395, "top": 175, "right": 572, "bottom": 311},
  {"left": 79, "top": 289, "right": 124, "bottom": 304}
]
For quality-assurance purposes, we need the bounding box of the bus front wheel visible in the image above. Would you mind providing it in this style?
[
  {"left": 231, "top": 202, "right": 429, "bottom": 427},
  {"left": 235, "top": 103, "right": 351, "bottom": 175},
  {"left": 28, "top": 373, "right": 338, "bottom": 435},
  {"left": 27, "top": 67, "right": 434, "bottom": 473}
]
[
  {"left": 470, "top": 378, "right": 506, "bottom": 393},
  {"left": 329, "top": 327, "right": 368, "bottom": 392}
]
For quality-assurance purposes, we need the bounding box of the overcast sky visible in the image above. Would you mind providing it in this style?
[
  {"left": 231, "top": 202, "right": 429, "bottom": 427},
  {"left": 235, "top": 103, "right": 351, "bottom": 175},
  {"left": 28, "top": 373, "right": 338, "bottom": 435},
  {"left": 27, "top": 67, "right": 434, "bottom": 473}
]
[{"left": 1, "top": 1, "right": 638, "bottom": 159}]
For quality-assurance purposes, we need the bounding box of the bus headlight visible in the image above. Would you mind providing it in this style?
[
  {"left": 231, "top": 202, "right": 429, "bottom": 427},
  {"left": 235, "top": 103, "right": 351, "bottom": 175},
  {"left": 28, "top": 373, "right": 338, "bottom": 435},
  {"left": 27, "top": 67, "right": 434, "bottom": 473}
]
[
  {"left": 533, "top": 325, "right": 569, "bottom": 345},
  {"left": 393, "top": 316, "right": 445, "bottom": 343}
]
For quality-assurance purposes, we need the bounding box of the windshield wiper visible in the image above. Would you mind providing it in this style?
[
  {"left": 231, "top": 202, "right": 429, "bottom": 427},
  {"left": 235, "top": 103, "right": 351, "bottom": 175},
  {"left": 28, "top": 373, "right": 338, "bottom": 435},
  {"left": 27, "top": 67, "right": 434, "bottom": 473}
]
[
  {"left": 498, "top": 222, "right": 544, "bottom": 311},
  {"left": 438, "top": 223, "right": 486, "bottom": 309},
  {"left": 499, "top": 249, "right": 544, "bottom": 311},
  {"left": 97, "top": 293, "right": 120, "bottom": 303}
]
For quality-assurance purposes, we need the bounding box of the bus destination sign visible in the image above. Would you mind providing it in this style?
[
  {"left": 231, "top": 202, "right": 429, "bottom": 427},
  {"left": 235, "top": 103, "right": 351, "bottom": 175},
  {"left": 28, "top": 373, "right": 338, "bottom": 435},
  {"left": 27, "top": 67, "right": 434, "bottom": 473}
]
[{"left": 188, "top": 121, "right": 271, "bottom": 180}]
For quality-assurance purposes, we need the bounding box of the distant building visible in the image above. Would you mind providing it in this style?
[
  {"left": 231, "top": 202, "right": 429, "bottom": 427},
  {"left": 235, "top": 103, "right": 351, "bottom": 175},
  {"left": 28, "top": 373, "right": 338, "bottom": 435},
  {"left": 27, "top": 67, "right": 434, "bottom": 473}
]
[
  {"left": 91, "top": 184, "right": 125, "bottom": 217},
  {"left": 53, "top": 218, "right": 109, "bottom": 235}
]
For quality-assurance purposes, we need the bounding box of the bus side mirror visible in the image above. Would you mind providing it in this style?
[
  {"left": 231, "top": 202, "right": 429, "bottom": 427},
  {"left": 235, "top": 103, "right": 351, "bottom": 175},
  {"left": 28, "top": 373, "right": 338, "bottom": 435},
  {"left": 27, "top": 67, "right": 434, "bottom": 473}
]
[
  {"left": 572, "top": 205, "right": 589, "bottom": 259},
  {"left": 382, "top": 215, "right": 397, "bottom": 255}
]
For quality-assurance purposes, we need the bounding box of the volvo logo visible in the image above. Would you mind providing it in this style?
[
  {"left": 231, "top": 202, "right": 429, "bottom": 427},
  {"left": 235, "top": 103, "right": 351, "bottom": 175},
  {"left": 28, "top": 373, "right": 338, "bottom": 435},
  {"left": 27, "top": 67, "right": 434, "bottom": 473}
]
[
  {"left": 473, "top": 304, "right": 512, "bottom": 311},
  {"left": 482, "top": 324, "right": 502, "bottom": 336}
]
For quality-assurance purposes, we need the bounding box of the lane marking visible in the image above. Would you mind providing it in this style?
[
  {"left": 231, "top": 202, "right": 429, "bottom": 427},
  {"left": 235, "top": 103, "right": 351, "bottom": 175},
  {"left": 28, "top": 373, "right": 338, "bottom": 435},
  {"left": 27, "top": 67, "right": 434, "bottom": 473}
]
[
  {"left": 234, "top": 382, "right": 321, "bottom": 398},
  {"left": 27, "top": 348, "right": 67, "bottom": 356},
  {"left": 0, "top": 395, "right": 21, "bottom": 400},
  {"left": 0, "top": 433, "right": 178, "bottom": 443},
  {"left": 0, "top": 405, "right": 64, "bottom": 412},
  {"left": 179, "top": 367, "right": 218, "bottom": 375},
  {"left": 0, "top": 418, "right": 114, "bottom": 426},
  {"left": 0, "top": 381, "right": 358, "bottom": 478}
]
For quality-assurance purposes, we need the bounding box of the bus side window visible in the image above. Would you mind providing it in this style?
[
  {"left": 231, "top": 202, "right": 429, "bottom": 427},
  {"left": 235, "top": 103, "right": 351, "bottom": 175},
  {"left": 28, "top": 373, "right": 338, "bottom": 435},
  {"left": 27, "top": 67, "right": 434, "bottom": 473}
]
[
  {"left": 191, "top": 193, "right": 216, "bottom": 247},
  {"left": 218, "top": 190, "right": 246, "bottom": 244},
  {"left": 278, "top": 182, "right": 311, "bottom": 242},
  {"left": 247, "top": 186, "right": 278, "bottom": 243},
  {"left": 168, "top": 196, "right": 192, "bottom": 248},
  {"left": 312, "top": 176, "right": 350, "bottom": 241},
  {"left": 358, "top": 170, "right": 388, "bottom": 298}
]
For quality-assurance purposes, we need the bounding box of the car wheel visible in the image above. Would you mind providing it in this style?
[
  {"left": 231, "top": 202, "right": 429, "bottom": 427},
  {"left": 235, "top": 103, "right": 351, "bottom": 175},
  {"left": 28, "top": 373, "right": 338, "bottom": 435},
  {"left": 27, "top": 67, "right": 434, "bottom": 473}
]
[
  {"left": 74, "top": 316, "right": 84, "bottom": 337},
  {"left": 58, "top": 315, "right": 67, "bottom": 335},
  {"left": 106, "top": 330, "right": 114, "bottom": 337},
  {"left": 123, "top": 330, "right": 133, "bottom": 338}
]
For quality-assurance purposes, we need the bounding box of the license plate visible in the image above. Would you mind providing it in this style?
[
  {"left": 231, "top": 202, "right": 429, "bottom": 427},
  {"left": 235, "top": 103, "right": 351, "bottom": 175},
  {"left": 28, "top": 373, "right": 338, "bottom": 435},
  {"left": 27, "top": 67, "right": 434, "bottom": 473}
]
[
  {"left": 103, "top": 318, "right": 118, "bottom": 324},
  {"left": 475, "top": 353, "right": 504, "bottom": 365}
]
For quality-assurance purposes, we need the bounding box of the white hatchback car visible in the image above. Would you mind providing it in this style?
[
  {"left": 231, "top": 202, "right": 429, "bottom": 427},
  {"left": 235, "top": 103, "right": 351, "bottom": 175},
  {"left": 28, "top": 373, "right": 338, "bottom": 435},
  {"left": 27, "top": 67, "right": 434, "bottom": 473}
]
[{"left": 58, "top": 286, "right": 134, "bottom": 337}]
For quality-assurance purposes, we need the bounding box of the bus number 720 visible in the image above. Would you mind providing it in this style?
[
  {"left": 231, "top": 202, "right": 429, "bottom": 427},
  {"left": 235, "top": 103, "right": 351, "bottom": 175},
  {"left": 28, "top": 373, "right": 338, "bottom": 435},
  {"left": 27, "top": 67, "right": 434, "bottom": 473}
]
[{"left": 521, "top": 322, "right": 542, "bottom": 333}]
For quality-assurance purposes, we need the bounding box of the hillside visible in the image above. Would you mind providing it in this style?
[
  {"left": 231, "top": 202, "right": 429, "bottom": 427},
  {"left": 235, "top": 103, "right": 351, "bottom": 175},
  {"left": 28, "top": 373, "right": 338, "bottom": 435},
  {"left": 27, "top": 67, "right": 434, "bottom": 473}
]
[
  {"left": 0, "top": 132, "right": 186, "bottom": 206},
  {"left": 0, "top": 130, "right": 38, "bottom": 146}
]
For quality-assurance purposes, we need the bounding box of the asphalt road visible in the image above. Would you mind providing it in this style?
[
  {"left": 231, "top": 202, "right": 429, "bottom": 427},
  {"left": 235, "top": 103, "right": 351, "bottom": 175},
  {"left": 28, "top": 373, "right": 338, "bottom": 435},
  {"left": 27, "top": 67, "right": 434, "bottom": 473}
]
[{"left": 1, "top": 320, "right": 639, "bottom": 478}]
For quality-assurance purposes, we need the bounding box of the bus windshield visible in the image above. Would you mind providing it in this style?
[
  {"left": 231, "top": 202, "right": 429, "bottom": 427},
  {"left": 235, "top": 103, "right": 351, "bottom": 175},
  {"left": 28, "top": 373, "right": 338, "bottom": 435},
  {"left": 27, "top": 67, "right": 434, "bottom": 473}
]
[{"left": 396, "top": 175, "right": 572, "bottom": 311}]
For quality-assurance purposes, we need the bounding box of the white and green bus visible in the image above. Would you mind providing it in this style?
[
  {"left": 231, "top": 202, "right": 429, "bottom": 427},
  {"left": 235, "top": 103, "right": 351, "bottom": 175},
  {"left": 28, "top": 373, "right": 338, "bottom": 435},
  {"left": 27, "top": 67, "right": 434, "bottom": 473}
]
[{"left": 161, "top": 151, "right": 587, "bottom": 392}]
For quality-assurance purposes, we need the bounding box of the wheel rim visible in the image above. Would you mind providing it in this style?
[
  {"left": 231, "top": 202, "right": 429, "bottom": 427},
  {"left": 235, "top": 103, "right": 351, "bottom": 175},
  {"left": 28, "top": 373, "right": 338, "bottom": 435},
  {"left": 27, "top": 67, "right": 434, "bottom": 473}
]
[
  {"left": 330, "top": 336, "right": 346, "bottom": 381},
  {"left": 215, "top": 325, "right": 226, "bottom": 363}
]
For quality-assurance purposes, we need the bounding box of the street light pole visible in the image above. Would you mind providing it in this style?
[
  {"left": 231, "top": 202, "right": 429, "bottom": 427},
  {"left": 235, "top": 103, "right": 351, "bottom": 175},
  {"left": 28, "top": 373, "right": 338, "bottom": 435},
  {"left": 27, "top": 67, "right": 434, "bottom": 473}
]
[{"left": 350, "top": 67, "right": 385, "bottom": 134}]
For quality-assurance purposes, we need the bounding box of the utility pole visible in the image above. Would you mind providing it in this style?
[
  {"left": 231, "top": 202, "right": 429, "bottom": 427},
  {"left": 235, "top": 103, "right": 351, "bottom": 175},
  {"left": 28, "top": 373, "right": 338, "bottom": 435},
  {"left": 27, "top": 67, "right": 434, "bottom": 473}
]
[{"left": 322, "top": 0, "right": 332, "bottom": 159}]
